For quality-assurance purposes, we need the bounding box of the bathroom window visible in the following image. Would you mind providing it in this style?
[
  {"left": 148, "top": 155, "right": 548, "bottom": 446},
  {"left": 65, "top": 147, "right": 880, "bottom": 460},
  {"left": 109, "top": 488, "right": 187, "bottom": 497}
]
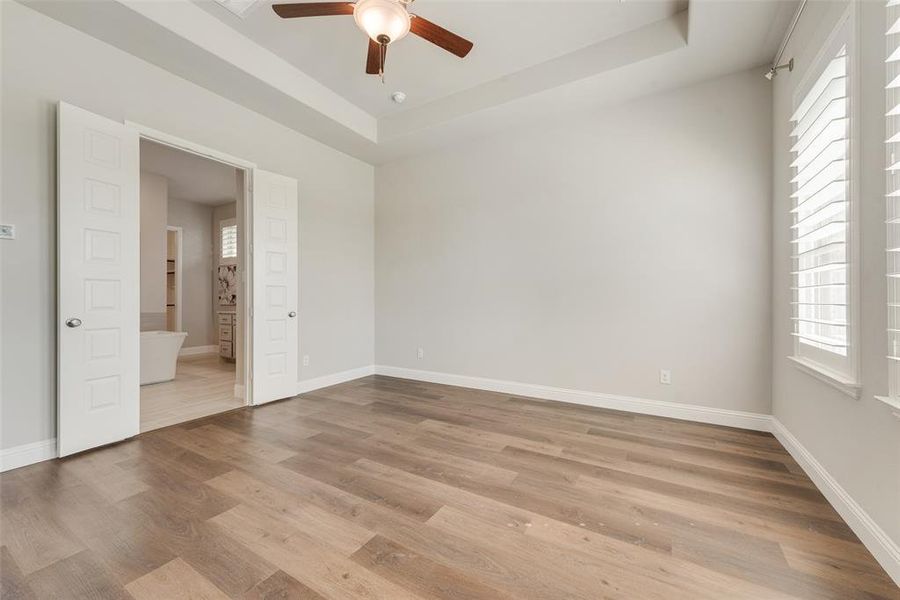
[{"left": 221, "top": 219, "right": 237, "bottom": 263}]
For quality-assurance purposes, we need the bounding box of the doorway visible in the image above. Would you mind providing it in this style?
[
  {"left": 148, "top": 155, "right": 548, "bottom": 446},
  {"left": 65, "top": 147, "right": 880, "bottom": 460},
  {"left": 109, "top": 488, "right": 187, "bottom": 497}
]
[
  {"left": 56, "top": 102, "right": 300, "bottom": 457},
  {"left": 138, "top": 139, "right": 247, "bottom": 432}
]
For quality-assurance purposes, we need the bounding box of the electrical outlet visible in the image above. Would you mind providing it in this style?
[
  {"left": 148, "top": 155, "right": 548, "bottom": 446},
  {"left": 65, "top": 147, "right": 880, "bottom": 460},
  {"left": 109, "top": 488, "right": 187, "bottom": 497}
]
[
  {"left": 659, "top": 369, "right": 671, "bottom": 385},
  {"left": 417, "top": 347, "right": 424, "bottom": 360},
  {"left": 302, "top": 355, "right": 310, "bottom": 367},
  {"left": 0, "top": 224, "right": 15, "bottom": 240}
]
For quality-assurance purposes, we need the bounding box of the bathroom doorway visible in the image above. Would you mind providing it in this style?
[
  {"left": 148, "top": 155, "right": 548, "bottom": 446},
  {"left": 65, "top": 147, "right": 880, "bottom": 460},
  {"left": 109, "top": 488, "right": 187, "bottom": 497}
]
[{"left": 138, "top": 139, "right": 247, "bottom": 432}]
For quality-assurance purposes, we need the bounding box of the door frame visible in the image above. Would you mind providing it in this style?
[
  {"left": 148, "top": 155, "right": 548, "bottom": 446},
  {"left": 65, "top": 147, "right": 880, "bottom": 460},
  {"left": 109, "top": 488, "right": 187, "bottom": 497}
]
[
  {"left": 165, "top": 225, "right": 183, "bottom": 333},
  {"left": 127, "top": 121, "right": 257, "bottom": 407}
]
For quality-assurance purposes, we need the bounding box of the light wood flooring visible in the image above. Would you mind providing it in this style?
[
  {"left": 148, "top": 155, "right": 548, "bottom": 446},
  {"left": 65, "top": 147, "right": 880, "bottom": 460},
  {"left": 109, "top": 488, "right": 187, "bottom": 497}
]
[
  {"left": 1, "top": 376, "right": 896, "bottom": 599},
  {"left": 140, "top": 354, "right": 243, "bottom": 433}
]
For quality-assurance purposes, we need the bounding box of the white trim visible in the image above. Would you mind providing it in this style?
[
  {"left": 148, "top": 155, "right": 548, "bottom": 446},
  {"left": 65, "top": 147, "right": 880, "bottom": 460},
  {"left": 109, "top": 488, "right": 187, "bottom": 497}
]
[
  {"left": 178, "top": 344, "right": 218, "bottom": 357},
  {"left": 787, "top": 355, "right": 862, "bottom": 399},
  {"left": 771, "top": 419, "right": 900, "bottom": 585},
  {"left": 874, "top": 395, "right": 900, "bottom": 419},
  {"left": 1, "top": 439, "right": 58, "bottom": 473},
  {"left": 296, "top": 365, "right": 375, "bottom": 396},
  {"left": 127, "top": 120, "right": 257, "bottom": 169},
  {"left": 234, "top": 384, "right": 245, "bottom": 399},
  {"left": 373, "top": 365, "right": 772, "bottom": 431}
]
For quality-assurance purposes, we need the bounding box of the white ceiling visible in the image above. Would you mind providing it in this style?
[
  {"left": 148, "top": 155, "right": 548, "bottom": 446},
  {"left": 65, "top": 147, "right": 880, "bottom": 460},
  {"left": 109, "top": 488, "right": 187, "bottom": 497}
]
[
  {"left": 195, "top": 0, "right": 686, "bottom": 117},
  {"left": 140, "top": 139, "right": 238, "bottom": 205},
  {"left": 24, "top": 0, "right": 798, "bottom": 163}
]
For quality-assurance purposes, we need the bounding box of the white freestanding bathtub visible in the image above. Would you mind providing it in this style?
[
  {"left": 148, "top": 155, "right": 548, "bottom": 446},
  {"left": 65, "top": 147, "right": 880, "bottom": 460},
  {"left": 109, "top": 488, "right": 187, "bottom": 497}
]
[{"left": 140, "top": 331, "right": 188, "bottom": 385}]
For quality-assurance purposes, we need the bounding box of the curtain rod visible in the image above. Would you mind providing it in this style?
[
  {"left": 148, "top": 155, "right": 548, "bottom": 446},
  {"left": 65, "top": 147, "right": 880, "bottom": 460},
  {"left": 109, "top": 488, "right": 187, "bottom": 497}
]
[{"left": 773, "top": 0, "right": 808, "bottom": 67}]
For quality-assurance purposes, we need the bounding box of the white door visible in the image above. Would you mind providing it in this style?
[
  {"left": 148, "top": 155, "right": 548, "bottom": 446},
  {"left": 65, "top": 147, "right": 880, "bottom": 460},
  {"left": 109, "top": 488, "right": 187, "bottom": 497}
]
[
  {"left": 57, "top": 102, "right": 140, "bottom": 456},
  {"left": 251, "top": 169, "right": 299, "bottom": 404}
]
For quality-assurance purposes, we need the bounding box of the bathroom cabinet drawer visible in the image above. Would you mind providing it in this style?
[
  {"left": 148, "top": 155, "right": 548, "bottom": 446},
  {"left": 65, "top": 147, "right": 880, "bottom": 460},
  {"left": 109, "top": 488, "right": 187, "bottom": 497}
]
[
  {"left": 219, "top": 325, "right": 232, "bottom": 341},
  {"left": 219, "top": 341, "right": 233, "bottom": 358},
  {"left": 217, "top": 313, "right": 234, "bottom": 325}
]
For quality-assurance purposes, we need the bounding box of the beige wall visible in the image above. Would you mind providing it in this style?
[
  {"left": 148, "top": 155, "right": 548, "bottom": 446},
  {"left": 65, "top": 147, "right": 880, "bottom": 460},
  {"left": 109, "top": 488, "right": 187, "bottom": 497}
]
[
  {"left": 0, "top": 1, "right": 375, "bottom": 450},
  {"left": 167, "top": 198, "right": 215, "bottom": 348},
  {"left": 771, "top": 0, "right": 900, "bottom": 551},
  {"left": 375, "top": 68, "right": 773, "bottom": 415},
  {"left": 139, "top": 171, "right": 167, "bottom": 327}
]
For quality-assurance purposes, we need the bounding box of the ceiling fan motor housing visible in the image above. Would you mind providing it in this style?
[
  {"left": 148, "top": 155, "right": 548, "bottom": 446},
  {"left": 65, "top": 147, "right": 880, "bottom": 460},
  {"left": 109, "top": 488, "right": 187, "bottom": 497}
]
[{"left": 353, "top": 0, "right": 411, "bottom": 44}]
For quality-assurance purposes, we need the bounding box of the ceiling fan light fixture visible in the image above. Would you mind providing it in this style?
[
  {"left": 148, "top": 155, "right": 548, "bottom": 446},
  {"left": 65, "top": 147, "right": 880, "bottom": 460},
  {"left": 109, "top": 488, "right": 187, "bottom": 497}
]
[{"left": 353, "top": 0, "right": 410, "bottom": 44}]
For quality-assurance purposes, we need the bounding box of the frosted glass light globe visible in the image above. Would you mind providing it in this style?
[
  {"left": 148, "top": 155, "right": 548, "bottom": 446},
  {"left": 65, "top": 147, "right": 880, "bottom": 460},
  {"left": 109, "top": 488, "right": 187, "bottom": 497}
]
[{"left": 353, "top": 0, "right": 411, "bottom": 43}]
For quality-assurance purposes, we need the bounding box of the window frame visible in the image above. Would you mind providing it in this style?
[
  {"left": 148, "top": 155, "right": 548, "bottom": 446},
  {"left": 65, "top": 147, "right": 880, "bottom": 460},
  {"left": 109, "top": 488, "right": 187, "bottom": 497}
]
[
  {"left": 884, "top": 1, "right": 900, "bottom": 414},
  {"left": 788, "top": 5, "right": 861, "bottom": 394}
]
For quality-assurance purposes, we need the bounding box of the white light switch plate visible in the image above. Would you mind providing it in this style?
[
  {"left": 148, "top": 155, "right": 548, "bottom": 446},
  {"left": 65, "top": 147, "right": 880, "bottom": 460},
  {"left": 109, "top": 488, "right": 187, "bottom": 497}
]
[{"left": 0, "top": 224, "right": 15, "bottom": 240}]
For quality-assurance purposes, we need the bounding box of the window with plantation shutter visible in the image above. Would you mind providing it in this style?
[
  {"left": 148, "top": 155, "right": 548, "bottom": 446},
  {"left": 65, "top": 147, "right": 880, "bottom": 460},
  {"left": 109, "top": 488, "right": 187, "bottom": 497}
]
[
  {"left": 221, "top": 220, "right": 237, "bottom": 262},
  {"left": 887, "top": 1, "right": 900, "bottom": 397},
  {"left": 789, "top": 15, "right": 856, "bottom": 382}
]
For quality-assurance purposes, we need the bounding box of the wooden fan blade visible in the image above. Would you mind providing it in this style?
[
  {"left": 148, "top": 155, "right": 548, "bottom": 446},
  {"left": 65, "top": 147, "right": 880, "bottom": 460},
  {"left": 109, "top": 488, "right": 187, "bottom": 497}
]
[
  {"left": 272, "top": 2, "right": 354, "bottom": 18},
  {"left": 366, "top": 38, "right": 383, "bottom": 74},
  {"left": 409, "top": 14, "right": 473, "bottom": 58}
]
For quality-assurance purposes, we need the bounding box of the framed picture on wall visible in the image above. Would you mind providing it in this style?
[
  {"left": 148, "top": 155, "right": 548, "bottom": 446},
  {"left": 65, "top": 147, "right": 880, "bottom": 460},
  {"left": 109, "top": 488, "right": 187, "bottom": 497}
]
[{"left": 217, "top": 264, "right": 237, "bottom": 306}]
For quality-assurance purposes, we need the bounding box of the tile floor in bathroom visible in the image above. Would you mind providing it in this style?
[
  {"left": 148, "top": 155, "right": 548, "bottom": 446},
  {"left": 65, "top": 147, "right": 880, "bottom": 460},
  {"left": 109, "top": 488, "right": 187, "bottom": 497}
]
[{"left": 140, "top": 354, "right": 243, "bottom": 432}]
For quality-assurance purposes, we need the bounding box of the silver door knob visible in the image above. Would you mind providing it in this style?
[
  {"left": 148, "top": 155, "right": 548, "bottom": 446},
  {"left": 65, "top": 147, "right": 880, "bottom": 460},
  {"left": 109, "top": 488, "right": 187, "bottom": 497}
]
[
  {"left": 65, "top": 318, "right": 82, "bottom": 328},
  {"left": 288, "top": 311, "right": 296, "bottom": 318}
]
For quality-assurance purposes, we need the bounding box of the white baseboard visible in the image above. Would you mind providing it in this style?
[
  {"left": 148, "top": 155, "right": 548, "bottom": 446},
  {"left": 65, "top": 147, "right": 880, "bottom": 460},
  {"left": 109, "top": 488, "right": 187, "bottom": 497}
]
[
  {"left": 179, "top": 344, "right": 217, "bottom": 357},
  {"left": 234, "top": 384, "right": 245, "bottom": 399},
  {"left": 296, "top": 365, "right": 375, "bottom": 395},
  {"left": 0, "top": 438, "right": 57, "bottom": 473},
  {"left": 374, "top": 365, "right": 772, "bottom": 431},
  {"left": 771, "top": 419, "right": 900, "bottom": 586}
]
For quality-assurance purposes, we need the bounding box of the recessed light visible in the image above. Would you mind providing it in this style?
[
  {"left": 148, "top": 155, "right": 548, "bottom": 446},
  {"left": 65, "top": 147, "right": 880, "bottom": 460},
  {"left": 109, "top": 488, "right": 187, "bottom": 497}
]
[{"left": 391, "top": 91, "right": 407, "bottom": 104}]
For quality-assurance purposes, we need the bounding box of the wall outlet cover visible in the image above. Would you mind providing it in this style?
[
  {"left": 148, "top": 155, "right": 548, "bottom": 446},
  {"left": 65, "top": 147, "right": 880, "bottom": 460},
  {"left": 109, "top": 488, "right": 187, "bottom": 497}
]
[{"left": 660, "top": 369, "right": 672, "bottom": 385}]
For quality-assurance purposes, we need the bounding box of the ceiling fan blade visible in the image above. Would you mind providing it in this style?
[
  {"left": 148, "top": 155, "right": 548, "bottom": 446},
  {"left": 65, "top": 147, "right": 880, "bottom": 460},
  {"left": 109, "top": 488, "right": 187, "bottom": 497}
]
[
  {"left": 409, "top": 15, "right": 473, "bottom": 58},
  {"left": 366, "top": 38, "right": 383, "bottom": 75},
  {"left": 272, "top": 2, "right": 355, "bottom": 18}
]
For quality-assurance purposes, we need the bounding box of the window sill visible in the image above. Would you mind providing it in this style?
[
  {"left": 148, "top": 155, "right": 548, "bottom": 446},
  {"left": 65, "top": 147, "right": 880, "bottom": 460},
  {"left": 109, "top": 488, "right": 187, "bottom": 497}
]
[
  {"left": 874, "top": 396, "right": 900, "bottom": 420},
  {"left": 787, "top": 356, "right": 861, "bottom": 400}
]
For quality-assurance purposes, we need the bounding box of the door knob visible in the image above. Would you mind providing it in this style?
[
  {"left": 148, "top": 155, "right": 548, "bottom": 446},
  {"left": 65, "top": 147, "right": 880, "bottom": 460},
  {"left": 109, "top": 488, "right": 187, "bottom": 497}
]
[
  {"left": 288, "top": 311, "right": 296, "bottom": 318},
  {"left": 65, "top": 318, "right": 82, "bottom": 328}
]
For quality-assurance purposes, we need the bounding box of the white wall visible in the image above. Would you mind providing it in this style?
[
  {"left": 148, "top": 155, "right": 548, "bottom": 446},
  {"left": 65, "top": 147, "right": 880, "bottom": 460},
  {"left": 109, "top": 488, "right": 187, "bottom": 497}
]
[
  {"left": 375, "top": 68, "right": 773, "bottom": 416},
  {"left": 139, "top": 172, "right": 167, "bottom": 323},
  {"left": 0, "top": 1, "right": 374, "bottom": 450},
  {"left": 771, "top": 0, "right": 900, "bottom": 558},
  {"left": 167, "top": 198, "right": 215, "bottom": 348}
]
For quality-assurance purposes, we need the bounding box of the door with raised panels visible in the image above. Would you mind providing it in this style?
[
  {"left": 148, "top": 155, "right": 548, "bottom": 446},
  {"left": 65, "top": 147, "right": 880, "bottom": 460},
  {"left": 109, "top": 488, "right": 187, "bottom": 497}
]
[
  {"left": 251, "top": 169, "right": 299, "bottom": 404},
  {"left": 57, "top": 102, "right": 140, "bottom": 456}
]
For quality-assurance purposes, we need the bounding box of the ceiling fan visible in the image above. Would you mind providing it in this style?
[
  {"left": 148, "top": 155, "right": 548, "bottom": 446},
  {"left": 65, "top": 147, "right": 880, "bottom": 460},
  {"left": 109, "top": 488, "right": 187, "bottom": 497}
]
[{"left": 272, "top": 0, "right": 473, "bottom": 80}]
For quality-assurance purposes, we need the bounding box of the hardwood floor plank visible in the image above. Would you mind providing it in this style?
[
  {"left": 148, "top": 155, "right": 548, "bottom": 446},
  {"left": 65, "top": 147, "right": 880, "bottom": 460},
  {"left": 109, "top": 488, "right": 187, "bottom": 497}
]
[
  {"left": 350, "top": 535, "right": 517, "bottom": 600},
  {"left": 126, "top": 557, "right": 231, "bottom": 600},
  {"left": 242, "top": 570, "right": 327, "bottom": 600},
  {"left": 206, "top": 469, "right": 376, "bottom": 556},
  {"left": 1, "top": 546, "right": 37, "bottom": 600},
  {"left": 0, "top": 492, "right": 85, "bottom": 575},
  {"left": 210, "top": 504, "right": 422, "bottom": 600},
  {"left": 41, "top": 482, "right": 176, "bottom": 585},
  {"left": 25, "top": 550, "right": 131, "bottom": 600}
]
